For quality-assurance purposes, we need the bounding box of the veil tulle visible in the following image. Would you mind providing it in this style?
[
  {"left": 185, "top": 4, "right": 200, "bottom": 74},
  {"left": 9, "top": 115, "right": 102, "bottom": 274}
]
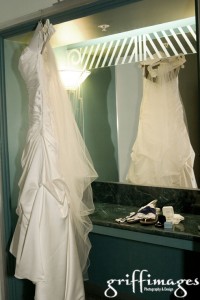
[{"left": 42, "top": 38, "right": 98, "bottom": 277}]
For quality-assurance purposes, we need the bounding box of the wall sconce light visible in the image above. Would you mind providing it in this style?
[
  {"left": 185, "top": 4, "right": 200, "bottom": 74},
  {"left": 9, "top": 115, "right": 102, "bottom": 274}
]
[{"left": 59, "top": 68, "right": 91, "bottom": 90}]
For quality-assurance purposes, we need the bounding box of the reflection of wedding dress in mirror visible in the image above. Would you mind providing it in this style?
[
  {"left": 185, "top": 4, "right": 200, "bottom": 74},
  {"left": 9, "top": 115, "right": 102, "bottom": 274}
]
[
  {"left": 126, "top": 54, "right": 197, "bottom": 188},
  {"left": 9, "top": 20, "right": 97, "bottom": 300}
]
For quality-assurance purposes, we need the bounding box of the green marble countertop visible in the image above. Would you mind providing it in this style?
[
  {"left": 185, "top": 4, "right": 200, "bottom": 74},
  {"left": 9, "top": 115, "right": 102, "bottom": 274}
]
[{"left": 91, "top": 202, "right": 200, "bottom": 242}]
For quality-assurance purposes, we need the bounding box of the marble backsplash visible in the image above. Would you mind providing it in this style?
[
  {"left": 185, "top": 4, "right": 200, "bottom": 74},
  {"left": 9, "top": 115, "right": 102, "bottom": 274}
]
[{"left": 91, "top": 181, "right": 200, "bottom": 214}]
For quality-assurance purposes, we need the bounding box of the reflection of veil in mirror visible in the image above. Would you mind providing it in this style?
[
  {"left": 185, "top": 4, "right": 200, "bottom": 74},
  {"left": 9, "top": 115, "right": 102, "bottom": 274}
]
[
  {"left": 126, "top": 53, "right": 197, "bottom": 188},
  {"left": 68, "top": 88, "right": 85, "bottom": 137}
]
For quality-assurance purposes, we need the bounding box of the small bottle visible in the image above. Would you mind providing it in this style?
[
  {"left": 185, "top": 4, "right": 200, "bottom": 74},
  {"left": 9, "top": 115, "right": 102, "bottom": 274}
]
[{"left": 162, "top": 206, "right": 174, "bottom": 229}]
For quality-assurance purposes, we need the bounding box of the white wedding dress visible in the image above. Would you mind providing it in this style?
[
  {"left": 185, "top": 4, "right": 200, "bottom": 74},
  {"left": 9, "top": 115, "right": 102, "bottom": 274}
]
[
  {"left": 126, "top": 54, "right": 197, "bottom": 188},
  {"left": 10, "top": 20, "right": 97, "bottom": 300}
]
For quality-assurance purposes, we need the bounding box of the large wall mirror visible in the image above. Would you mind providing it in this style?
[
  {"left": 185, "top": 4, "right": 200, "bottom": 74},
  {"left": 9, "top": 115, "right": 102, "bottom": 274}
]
[
  {"left": 4, "top": 0, "right": 200, "bottom": 202},
  {"left": 53, "top": 0, "right": 199, "bottom": 189}
]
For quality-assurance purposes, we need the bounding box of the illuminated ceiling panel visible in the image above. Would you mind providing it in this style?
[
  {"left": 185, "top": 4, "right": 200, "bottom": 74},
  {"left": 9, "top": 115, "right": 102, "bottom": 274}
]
[{"left": 64, "top": 17, "right": 196, "bottom": 69}]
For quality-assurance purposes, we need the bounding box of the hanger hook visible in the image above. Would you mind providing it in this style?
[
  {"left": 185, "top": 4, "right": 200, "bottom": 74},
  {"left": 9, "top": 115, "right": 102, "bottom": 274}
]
[{"left": 40, "top": 9, "right": 45, "bottom": 25}]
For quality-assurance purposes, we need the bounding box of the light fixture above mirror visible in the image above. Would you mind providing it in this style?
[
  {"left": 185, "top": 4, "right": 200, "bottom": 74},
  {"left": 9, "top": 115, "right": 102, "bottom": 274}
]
[{"left": 59, "top": 68, "right": 91, "bottom": 90}]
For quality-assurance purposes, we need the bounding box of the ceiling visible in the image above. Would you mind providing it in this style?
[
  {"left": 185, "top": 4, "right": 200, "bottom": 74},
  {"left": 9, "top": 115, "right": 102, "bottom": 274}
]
[{"left": 8, "top": 0, "right": 195, "bottom": 48}]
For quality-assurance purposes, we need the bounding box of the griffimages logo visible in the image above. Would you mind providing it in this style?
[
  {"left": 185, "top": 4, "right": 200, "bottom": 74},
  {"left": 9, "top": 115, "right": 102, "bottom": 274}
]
[{"left": 104, "top": 270, "right": 199, "bottom": 298}]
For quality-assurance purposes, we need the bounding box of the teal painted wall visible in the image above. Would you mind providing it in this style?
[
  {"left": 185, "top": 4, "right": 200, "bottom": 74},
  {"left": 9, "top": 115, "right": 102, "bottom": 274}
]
[
  {"left": 4, "top": 39, "right": 31, "bottom": 300},
  {"left": 4, "top": 40, "right": 28, "bottom": 223}
]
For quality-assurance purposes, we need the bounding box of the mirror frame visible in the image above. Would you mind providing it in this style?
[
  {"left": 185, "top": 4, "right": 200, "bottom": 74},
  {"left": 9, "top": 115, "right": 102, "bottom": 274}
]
[{"left": 0, "top": 0, "right": 200, "bottom": 298}]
